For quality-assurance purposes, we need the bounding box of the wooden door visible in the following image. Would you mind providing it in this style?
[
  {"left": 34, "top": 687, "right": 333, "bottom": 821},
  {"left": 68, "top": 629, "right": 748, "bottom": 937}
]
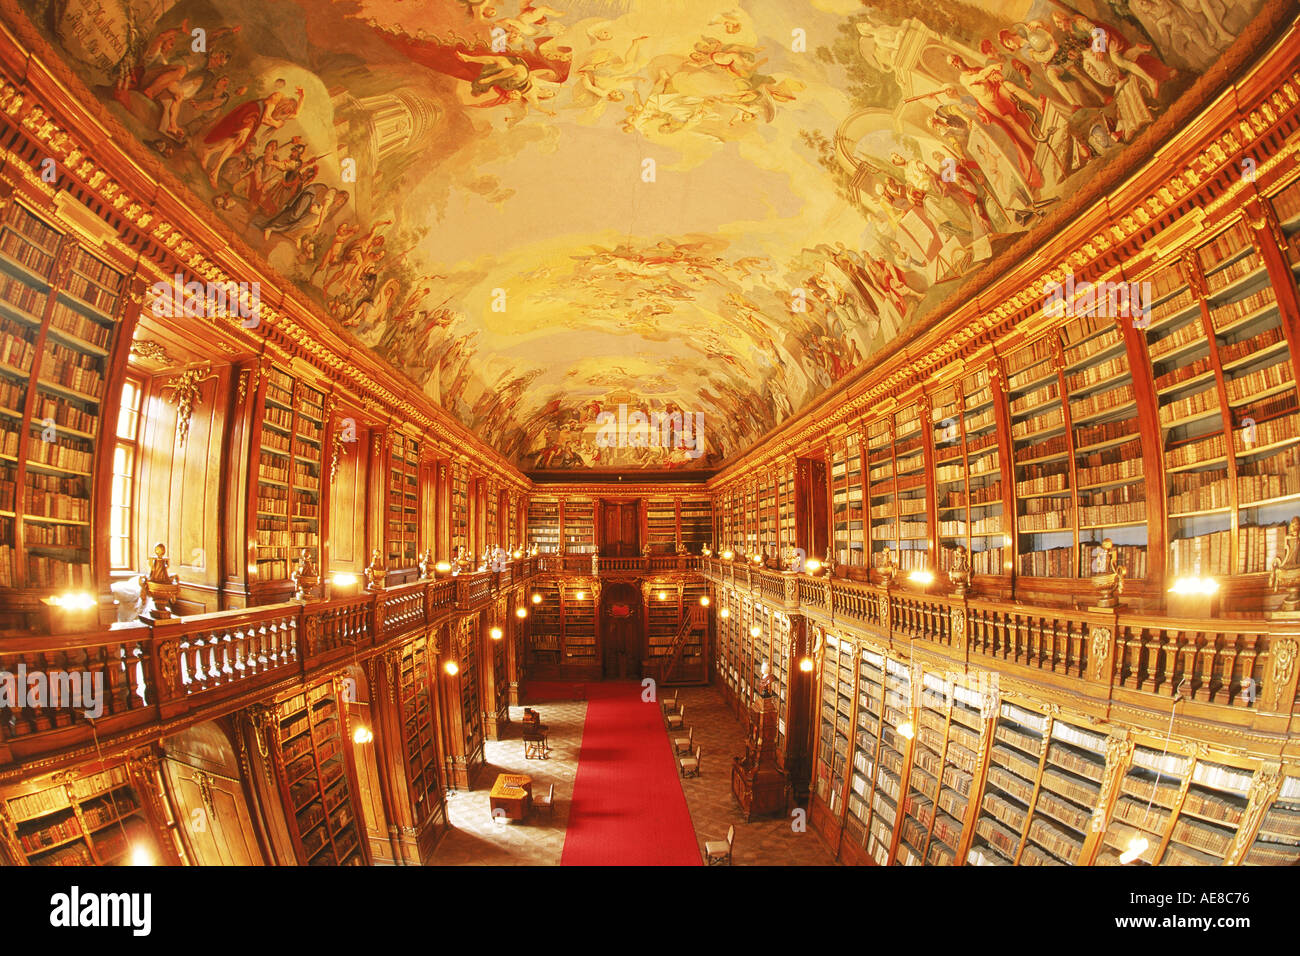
[
  {"left": 161, "top": 722, "right": 266, "bottom": 865},
  {"left": 599, "top": 500, "right": 640, "bottom": 556},
  {"left": 600, "top": 583, "right": 641, "bottom": 679}
]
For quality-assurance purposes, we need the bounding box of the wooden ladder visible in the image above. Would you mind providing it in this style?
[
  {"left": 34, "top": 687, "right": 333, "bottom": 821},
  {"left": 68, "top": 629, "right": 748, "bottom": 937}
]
[{"left": 662, "top": 605, "right": 707, "bottom": 685}]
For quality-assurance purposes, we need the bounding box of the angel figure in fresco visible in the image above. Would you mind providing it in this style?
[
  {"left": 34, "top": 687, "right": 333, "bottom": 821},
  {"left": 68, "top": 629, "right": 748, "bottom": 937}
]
[
  {"left": 454, "top": 50, "right": 564, "bottom": 118},
  {"left": 259, "top": 184, "right": 349, "bottom": 251},
  {"left": 322, "top": 220, "right": 392, "bottom": 297},
  {"left": 198, "top": 80, "right": 305, "bottom": 188},
  {"left": 946, "top": 57, "right": 1045, "bottom": 191},
  {"left": 139, "top": 47, "right": 235, "bottom": 141},
  {"left": 1126, "top": 0, "right": 1222, "bottom": 71},
  {"left": 111, "top": 19, "right": 191, "bottom": 107},
  {"left": 494, "top": 3, "right": 566, "bottom": 39}
]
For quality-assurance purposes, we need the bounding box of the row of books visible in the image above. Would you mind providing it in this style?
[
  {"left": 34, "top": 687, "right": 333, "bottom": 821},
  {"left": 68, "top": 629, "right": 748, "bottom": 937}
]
[
  {"left": 40, "top": 342, "right": 104, "bottom": 398},
  {"left": 33, "top": 394, "right": 98, "bottom": 435},
  {"left": 26, "top": 433, "right": 92, "bottom": 473},
  {"left": 48, "top": 301, "right": 111, "bottom": 348}
]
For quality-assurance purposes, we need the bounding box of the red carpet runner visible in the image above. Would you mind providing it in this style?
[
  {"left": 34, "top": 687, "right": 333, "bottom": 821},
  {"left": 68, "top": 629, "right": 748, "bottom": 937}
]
[{"left": 560, "top": 682, "right": 701, "bottom": 866}]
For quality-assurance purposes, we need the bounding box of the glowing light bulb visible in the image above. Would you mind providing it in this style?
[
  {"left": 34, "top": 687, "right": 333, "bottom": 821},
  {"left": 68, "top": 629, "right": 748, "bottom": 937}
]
[
  {"left": 434, "top": 561, "right": 452, "bottom": 574},
  {"left": 129, "top": 844, "right": 153, "bottom": 866},
  {"left": 489, "top": 627, "right": 503, "bottom": 640},
  {"left": 804, "top": 559, "right": 822, "bottom": 574},
  {"left": 897, "top": 720, "right": 915, "bottom": 740},
  {"left": 51, "top": 592, "right": 97, "bottom": 610},
  {"left": 1119, "top": 835, "right": 1149, "bottom": 864},
  {"left": 799, "top": 657, "right": 814, "bottom": 672},
  {"left": 657, "top": 591, "right": 667, "bottom": 601},
  {"left": 721, "top": 550, "right": 734, "bottom": 561},
  {"left": 352, "top": 726, "right": 374, "bottom": 745},
  {"left": 720, "top": 608, "right": 730, "bottom": 619},
  {"left": 1168, "top": 576, "right": 1219, "bottom": 596},
  {"left": 908, "top": 570, "right": 935, "bottom": 587},
  {"left": 574, "top": 591, "right": 585, "bottom": 601},
  {"left": 699, "top": 596, "right": 710, "bottom": 606},
  {"left": 531, "top": 593, "right": 542, "bottom": 604},
  {"left": 516, "top": 607, "right": 527, "bottom": 619},
  {"left": 749, "top": 625, "right": 761, "bottom": 638},
  {"left": 444, "top": 661, "right": 459, "bottom": 676}
]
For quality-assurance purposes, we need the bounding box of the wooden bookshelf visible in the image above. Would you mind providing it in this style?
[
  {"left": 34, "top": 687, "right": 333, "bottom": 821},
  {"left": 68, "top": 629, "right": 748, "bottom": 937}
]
[
  {"left": 1244, "top": 774, "right": 1300, "bottom": 865},
  {"left": 528, "top": 581, "right": 561, "bottom": 663},
  {"left": 757, "top": 471, "right": 778, "bottom": 561},
  {"left": 679, "top": 496, "right": 712, "bottom": 554},
  {"left": 561, "top": 497, "right": 595, "bottom": 555},
  {"left": 397, "top": 636, "right": 442, "bottom": 824},
  {"left": 0, "top": 202, "right": 126, "bottom": 596},
  {"left": 450, "top": 462, "right": 469, "bottom": 553},
  {"left": 1096, "top": 744, "right": 1189, "bottom": 866},
  {"left": 275, "top": 681, "right": 364, "bottom": 866},
  {"left": 830, "top": 431, "right": 865, "bottom": 569},
  {"left": 252, "top": 368, "right": 324, "bottom": 592},
  {"left": 527, "top": 495, "right": 559, "bottom": 553},
  {"left": 561, "top": 582, "right": 596, "bottom": 660},
  {"left": 387, "top": 433, "right": 419, "bottom": 568},
  {"left": 0, "top": 761, "right": 158, "bottom": 865},
  {"left": 646, "top": 497, "right": 676, "bottom": 554}
]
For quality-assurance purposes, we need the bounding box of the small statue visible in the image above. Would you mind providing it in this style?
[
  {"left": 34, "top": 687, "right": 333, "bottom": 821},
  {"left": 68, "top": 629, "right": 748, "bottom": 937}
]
[
  {"left": 453, "top": 545, "right": 471, "bottom": 574},
  {"left": 1090, "top": 538, "right": 1126, "bottom": 609},
  {"left": 417, "top": 549, "right": 435, "bottom": 580},
  {"left": 877, "top": 546, "right": 898, "bottom": 587},
  {"left": 139, "top": 542, "right": 180, "bottom": 620},
  {"left": 591, "top": 552, "right": 600, "bottom": 575},
  {"left": 291, "top": 548, "right": 319, "bottom": 601},
  {"left": 364, "top": 548, "right": 387, "bottom": 591},
  {"left": 948, "top": 545, "right": 972, "bottom": 598},
  {"left": 824, "top": 545, "right": 836, "bottom": 579},
  {"left": 1269, "top": 516, "right": 1300, "bottom": 613},
  {"left": 676, "top": 541, "right": 688, "bottom": 556},
  {"left": 641, "top": 540, "right": 652, "bottom": 557}
]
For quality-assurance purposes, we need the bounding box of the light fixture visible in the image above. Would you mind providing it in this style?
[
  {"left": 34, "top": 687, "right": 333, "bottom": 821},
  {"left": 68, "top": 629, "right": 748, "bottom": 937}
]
[
  {"left": 331, "top": 572, "right": 358, "bottom": 587},
  {"left": 751, "top": 553, "right": 762, "bottom": 564},
  {"left": 531, "top": 592, "right": 542, "bottom": 604},
  {"left": 444, "top": 661, "right": 460, "bottom": 675},
  {"left": 721, "top": 550, "right": 734, "bottom": 561},
  {"left": 702, "top": 546, "right": 712, "bottom": 557},
  {"left": 719, "top": 607, "right": 730, "bottom": 619},
  {"left": 1119, "top": 835, "right": 1149, "bottom": 865},
  {"left": 1168, "top": 576, "right": 1220, "bottom": 595},
  {"left": 574, "top": 591, "right": 585, "bottom": 601},
  {"left": 515, "top": 607, "right": 527, "bottom": 619},
  {"left": 129, "top": 844, "right": 154, "bottom": 867},
  {"left": 804, "top": 559, "right": 822, "bottom": 574},
  {"left": 352, "top": 725, "right": 374, "bottom": 745},
  {"left": 489, "top": 626, "right": 503, "bottom": 640},
  {"left": 50, "top": 591, "right": 96, "bottom": 610},
  {"left": 434, "top": 561, "right": 452, "bottom": 575},
  {"left": 699, "top": 596, "right": 710, "bottom": 607},
  {"left": 749, "top": 625, "right": 761, "bottom": 638},
  {"left": 657, "top": 591, "right": 667, "bottom": 601},
  {"left": 512, "top": 549, "right": 524, "bottom": 559},
  {"left": 907, "top": 570, "right": 935, "bottom": 587},
  {"left": 798, "top": 657, "right": 814, "bottom": 672},
  {"left": 897, "top": 720, "right": 915, "bottom": 740}
]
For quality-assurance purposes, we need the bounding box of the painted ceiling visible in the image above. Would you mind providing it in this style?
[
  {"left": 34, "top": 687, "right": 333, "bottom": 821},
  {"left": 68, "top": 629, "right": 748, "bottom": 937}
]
[{"left": 19, "top": 0, "right": 1262, "bottom": 469}]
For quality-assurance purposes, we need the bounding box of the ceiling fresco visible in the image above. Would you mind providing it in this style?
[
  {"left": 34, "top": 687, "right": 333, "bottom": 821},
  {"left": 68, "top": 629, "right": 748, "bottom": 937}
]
[{"left": 18, "top": 0, "right": 1263, "bottom": 469}]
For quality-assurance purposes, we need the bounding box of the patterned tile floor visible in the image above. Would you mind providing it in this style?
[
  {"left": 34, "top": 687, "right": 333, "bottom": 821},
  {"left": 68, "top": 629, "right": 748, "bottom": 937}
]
[
  {"left": 429, "top": 684, "right": 836, "bottom": 866},
  {"left": 430, "top": 695, "right": 586, "bottom": 865},
  {"left": 665, "top": 685, "right": 836, "bottom": 867}
]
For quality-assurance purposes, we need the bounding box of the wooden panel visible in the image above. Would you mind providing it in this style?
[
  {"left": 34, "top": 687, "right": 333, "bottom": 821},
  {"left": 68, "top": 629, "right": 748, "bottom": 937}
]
[{"left": 329, "top": 422, "right": 369, "bottom": 572}]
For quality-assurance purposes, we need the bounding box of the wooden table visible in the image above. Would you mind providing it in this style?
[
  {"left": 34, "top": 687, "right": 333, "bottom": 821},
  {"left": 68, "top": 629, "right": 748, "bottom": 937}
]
[{"left": 489, "top": 773, "right": 533, "bottom": 821}]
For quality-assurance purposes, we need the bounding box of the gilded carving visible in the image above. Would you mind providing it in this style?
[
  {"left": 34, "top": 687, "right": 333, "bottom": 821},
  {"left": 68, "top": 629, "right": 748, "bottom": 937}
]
[
  {"left": 950, "top": 606, "right": 966, "bottom": 650},
  {"left": 160, "top": 363, "right": 217, "bottom": 447},
  {"left": 1265, "top": 639, "right": 1297, "bottom": 711},
  {"left": 130, "top": 339, "right": 172, "bottom": 365}
]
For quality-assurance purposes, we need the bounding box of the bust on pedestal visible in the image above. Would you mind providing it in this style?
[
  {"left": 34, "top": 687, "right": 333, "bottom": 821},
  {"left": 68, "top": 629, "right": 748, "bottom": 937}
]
[
  {"left": 1269, "top": 516, "right": 1300, "bottom": 618},
  {"left": 364, "top": 548, "right": 387, "bottom": 592},
  {"left": 139, "top": 542, "right": 180, "bottom": 621},
  {"left": 291, "top": 548, "right": 320, "bottom": 601}
]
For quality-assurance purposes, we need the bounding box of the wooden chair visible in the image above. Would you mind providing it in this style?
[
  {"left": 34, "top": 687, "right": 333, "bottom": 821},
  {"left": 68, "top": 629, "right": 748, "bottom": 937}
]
[
  {"left": 704, "top": 824, "right": 735, "bottom": 865},
  {"left": 673, "top": 725, "right": 694, "bottom": 755},
  {"left": 661, "top": 693, "right": 678, "bottom": 714},
  {"left": 665, "top": 703, "right": 685, "bottom": 732},
  {"left": 523, "top": 730, "right": 549, "bottom": 759},
  {"left": 679, "top": 744, "right": 701, "bottom": 778},
  {"left": 534, "top": 783, "right": 556, "bottom": 822}
]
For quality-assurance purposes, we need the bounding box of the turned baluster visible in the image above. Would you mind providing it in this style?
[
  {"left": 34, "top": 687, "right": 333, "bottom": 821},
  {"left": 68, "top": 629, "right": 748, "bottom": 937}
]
[{"left": 1237, "top": 636, "right": 1260, "bottom": 707}]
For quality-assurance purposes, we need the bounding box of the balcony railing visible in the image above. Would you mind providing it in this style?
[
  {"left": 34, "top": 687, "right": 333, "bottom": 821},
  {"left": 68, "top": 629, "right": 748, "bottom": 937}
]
[
  {"left": 533, "top": 554, "right": 703, "bottom": 575},
  {"left": 0, "top": 559, "right": 540, "bottom": 768},
  {"left": 699, "top": 558, "right": 1300, "bottom": 725}
]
